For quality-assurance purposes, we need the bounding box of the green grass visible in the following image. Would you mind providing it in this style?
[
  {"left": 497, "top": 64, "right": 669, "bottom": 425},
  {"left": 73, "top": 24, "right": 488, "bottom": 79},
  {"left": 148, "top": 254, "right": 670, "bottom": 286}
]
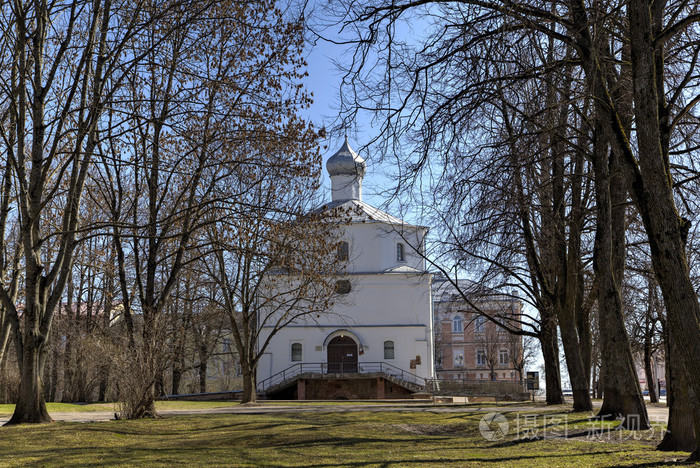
[
  {"left": 0, "top": 401, "right": 251, "bottom": 416},
  {"left": 0, "top": 407, "right": 693, "bottom": 467}
]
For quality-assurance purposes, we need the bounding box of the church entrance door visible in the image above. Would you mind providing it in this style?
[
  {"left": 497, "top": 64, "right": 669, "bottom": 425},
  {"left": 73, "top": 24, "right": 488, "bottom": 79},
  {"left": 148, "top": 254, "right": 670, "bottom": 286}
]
[{"left": 327, "top": 336, "right": 358, "bottom": 373}]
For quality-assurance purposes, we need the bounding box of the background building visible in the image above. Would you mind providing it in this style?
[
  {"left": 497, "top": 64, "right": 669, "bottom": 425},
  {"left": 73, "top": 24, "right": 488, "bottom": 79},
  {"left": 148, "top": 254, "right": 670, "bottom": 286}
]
[{"left": 433, "top": 278, "right": 523, "bottom": 381}]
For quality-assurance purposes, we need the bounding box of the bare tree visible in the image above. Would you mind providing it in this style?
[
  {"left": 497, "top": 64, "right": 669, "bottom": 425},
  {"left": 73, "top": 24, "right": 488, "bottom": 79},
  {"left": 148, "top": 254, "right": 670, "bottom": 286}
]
[
  {"left": 204, "top": 174, "right": 345, "bottom": 403},
  {"left": 0, "top": 0, "right": 168, "bottom": 424},
  {"left": 327, "top": 0, "right": 700, "bottom": 439}
]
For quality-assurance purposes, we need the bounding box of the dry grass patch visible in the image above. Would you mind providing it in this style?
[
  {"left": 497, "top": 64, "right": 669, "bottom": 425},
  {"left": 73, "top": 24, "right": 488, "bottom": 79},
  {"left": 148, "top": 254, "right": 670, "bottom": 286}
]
[{"left": 0, "top": 408, "right": 693, "bottom": 467}]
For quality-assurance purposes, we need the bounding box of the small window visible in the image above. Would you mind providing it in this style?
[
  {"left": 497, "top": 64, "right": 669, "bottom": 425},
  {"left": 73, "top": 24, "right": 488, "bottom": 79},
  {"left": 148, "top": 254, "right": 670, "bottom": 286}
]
[
  {"left": 291, "top": 343, "right": 302, "bottom": 361},
  {"left": 476, "top": 349, "right": 486, "bottom": 366},
  {"left": 499, "top": 349, "right": 508, "bottom": 365},
  {"left": 474, "top": 315, "right": 485, "bottom": 333},
  {"left": 396, "top": 242, "right": 405, "bottom": 262},
  {"left": 454, "top": 353, "right": 464, "bottom": 366},
  {"left": 337, "top": 241, "right": 349, "bottom": 261},
  {"left": 335, "top": 280, "right": 351, "bottom": 294},
  {"left": 452, "top": 315, "right": 463, "bottom": 333},
  {"left": 384, "top": 340, "right": 395, "bottom": 359}
]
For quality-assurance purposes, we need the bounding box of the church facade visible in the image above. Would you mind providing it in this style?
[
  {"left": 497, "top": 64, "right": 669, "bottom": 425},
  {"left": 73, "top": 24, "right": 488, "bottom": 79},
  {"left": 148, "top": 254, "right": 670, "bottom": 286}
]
[{"left": 256, "top": 138, "right": 434, "bottom": 396}]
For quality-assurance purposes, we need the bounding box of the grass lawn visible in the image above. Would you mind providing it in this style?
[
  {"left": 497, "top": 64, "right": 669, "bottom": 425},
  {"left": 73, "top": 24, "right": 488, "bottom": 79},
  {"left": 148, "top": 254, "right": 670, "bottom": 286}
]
[
  {"left": 0, "top": 406, "right": 694, "bottom": 467},
  {"left": 0, "top": 401, "right": 253, "bottom": 416}
]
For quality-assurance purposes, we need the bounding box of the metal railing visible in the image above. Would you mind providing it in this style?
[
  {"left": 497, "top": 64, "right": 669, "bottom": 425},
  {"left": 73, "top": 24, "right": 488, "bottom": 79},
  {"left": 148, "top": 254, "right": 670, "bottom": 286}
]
[
  {"left": 425, "top": 379, "right": 528, "bottom": 397},
  {"left": 257, "top": 361, "right": 427, "bottom": 392}
]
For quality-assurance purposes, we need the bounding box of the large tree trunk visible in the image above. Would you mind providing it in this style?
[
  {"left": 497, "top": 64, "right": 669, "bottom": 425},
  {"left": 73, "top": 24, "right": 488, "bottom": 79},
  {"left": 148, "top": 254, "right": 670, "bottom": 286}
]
[
  {"left": 6, "top": 338, "right": 52, "bottom": 425},
  {"left": 540, "top": 314, "right": 564, "bottom": 405},
  {"left": 592, "top": 124, "right": 648, "bottom": 429},
  {"left": 558, "top": 317, "right": 592, "bottom": 411},
  {"left": 241, "top": 365, "right": 256, "bottom": 404},
  {"left": 626, "top": 0, "right": 700, "bottom": 457},
  {"left": 658, "top": 323, "right": 696, "bottom": 452}
]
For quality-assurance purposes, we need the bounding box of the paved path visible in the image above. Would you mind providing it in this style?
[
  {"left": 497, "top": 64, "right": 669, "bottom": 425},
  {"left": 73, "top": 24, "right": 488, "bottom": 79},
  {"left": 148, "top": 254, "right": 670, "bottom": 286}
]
[{"left": 0, "top": 401, "right": 670, "bottom": 425}]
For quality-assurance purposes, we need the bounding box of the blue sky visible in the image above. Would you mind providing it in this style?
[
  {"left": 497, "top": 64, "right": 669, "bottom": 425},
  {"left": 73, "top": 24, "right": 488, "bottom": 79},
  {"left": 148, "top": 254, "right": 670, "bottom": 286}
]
[
  {"left": 299, "top": 4, "right": 411, "bottom": 211},
  {"left": 302, "top": 36, "right": 389, "bottom": 208}
]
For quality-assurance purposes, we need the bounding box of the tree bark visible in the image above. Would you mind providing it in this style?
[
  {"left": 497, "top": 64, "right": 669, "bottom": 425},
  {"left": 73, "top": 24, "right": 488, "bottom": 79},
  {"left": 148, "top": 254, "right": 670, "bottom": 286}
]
[
  {"left": 658, "top": 323, "right": 696, "bottom": 452},
  {"left": 241, "top": 366, "right": 256, "bottom": 404},
  {"left": 644, "top": 334, "right": 657, "bottom": 404},
  {"left": 592, "top": 121, "right": 648, "bottom": 429},
  {"left": 540, "top": 314, "right": 564, "bottom": 404},
  {"left": 625, "top": 0, "right": 700, "bottom": 456},
  {"left": 6, "top": 337, "right": 52, "bottom": 425}
]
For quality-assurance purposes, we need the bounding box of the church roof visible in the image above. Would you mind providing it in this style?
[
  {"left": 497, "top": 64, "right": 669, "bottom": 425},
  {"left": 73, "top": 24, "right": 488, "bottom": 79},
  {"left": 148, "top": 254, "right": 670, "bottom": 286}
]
[
  {"left": 382, "top": 264, "right": 423, "bottom": 274},
  {"left": 317, "top": 198, "right": 411, "bottom": 226},
  {"left": 432, "top": 277, "right": 517, "bottom": 303}
]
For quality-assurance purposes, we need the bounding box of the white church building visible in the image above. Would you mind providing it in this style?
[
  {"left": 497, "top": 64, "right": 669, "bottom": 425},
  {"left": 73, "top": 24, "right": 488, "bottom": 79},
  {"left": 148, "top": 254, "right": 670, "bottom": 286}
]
[{"left": 257, "top": 138, "right": 434, "bottom": 399}]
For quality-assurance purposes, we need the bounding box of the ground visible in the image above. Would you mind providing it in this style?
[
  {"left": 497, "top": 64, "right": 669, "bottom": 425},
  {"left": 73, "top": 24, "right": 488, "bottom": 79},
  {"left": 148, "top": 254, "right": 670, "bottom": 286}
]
[{"left": 0, "top": 401, "right": 695, "bottom": 467}]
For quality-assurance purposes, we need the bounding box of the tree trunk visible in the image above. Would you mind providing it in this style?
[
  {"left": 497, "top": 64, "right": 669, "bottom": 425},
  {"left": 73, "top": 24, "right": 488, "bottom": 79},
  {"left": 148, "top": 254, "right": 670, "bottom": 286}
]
[
  {"left": 171, "top": 367, "right": 182, "bottom": 396},
  {"left": 6, "top": 338, "right": 52, "bottom": 425},
  {"left": 98, "top": 363, "right": 109, "bottom": 402},
  {"left": 540, "top": 315, "right": 564, "bottom": 404},
  {"left": 49, "top": 346, "right": 59, "bottom": 402},
  {"left": 0, "top": 355, "right": 6, "bottom": 404},
  {"left": 199, "top": 361, "right": 207, "bottom": 394},
  {"left": 644, "top": 336, "right": 657, "bottom": 404},
  {"left": 625, "top": 0, "right": 700, "bottom": 456},
  {"left": 592, "top": 124, "right": 648, "bottom": 429},
  {"left": 591, "top": 364, "right": 598, "bottom": 399},
  {"left": 241, "top": 366, "right": 256, "bottom": 403},
  {"left": 658, "top": 325, "right": 696, "bottom": 452},
  {"left": 558, "top": 315, "right": 592, "bottom": 411}
]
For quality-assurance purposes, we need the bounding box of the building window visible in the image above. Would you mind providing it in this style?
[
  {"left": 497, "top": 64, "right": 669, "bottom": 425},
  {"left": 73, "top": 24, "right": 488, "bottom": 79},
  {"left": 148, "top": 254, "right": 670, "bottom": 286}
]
[
  {"left": 335, "top": 280, "right": 351, "bottom": 294},
  {"left": 337, "top": 241, "right": 349, "bottom": 261},
  {"left": 474, "top": 315, "right": 485, "bottom": 333},
  {"left": 396, "top": 242, "right": 405, "bottom": 262},
  {"left": 499, "top": 349, "right": 508, "bottom": 365},
  {"left": 454, "top": 353, "right": 464, "bottom": 367},
  {"left": 291, "top": 343, "right": 302, "bottom": 361},
  {"left": 384, "top": 341, "right": 395, "bottom": 359},
  {"left": 452, "top": 315, "right": 463, "bottom": 333},
  {"left": 476, "top": 349, "right": 486, "bottom": 366}
]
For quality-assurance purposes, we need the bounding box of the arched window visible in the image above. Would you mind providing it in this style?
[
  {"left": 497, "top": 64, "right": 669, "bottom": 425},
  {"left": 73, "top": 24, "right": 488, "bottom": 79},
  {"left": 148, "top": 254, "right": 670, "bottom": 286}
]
[
  {"left": 384, "top": 340, "right": 395, "bottom": 359},
  {"left": 291, "top": 343, "right": 302, "bottom": 361},
  {"left": 337, "top": 241, "right": 349, "bottom": 261},
  {"left": 452, "top": 315, "right": 463, "bottom": 333},
  {"left": 396, "top": 242, "right": 405, "bottom": 262}
]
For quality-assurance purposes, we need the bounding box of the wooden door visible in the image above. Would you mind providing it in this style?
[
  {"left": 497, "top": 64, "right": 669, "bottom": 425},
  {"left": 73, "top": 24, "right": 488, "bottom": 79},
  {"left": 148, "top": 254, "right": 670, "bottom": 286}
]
[{"left": 327, "top": 336, "right": 358, "bottom": 373}]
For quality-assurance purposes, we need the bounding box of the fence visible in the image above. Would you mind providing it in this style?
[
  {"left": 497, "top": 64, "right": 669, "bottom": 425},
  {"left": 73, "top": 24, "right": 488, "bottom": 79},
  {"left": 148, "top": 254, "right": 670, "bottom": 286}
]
[
  {"left": 257, "top": 362, "right": 427, "bottom": 392},
  {"left": 426, "top": 379, "right": 528, "bottom": 398}
]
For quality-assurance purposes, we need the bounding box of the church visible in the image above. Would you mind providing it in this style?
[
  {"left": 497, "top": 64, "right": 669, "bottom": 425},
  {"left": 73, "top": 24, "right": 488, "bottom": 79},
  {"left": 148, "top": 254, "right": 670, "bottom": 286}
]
[{"left": 256, "top": 137, "right": 434, "bottom": 399}]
